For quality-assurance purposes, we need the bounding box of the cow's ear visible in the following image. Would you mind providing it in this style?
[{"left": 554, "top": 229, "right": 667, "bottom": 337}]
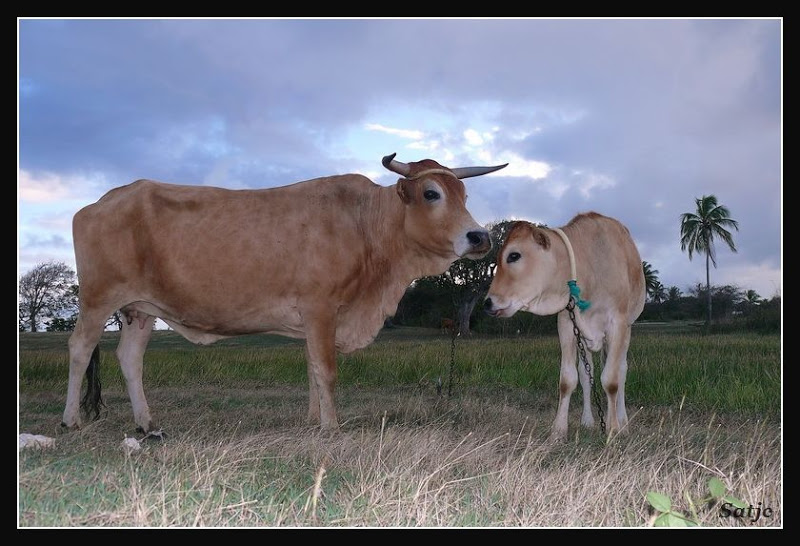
[
  {"left": 396, "top": 179, "right": 412, "bottom": 204},
  {"left": 533, "top": 229, "right": 550, "bottom": 249}
]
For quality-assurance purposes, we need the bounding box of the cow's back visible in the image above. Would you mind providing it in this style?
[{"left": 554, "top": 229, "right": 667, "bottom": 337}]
[
  {"left": 72, "top": 176, "right": 387, "bottom": 335},
  {"left": 565, "top": 212, "right": 645, "bottom": 322}
]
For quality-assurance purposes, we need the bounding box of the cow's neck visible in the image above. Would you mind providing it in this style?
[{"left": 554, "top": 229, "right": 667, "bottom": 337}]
[
  {"left": 548, "top": 223, "right": 585, "bottom": 310},
  {"left": 522, "top": 226, "right": 575, "bottom": 316},
  {"left": 333, "top": 185, "right": 454, "bottom": 348}
]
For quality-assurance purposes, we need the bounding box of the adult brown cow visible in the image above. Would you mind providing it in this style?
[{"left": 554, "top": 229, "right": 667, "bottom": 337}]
[
  {"left": 62, "top": 154, "right": 506, "bottom": 433},
  {"left": 484, "top": 212, "right": 645, "bottom": 440}
]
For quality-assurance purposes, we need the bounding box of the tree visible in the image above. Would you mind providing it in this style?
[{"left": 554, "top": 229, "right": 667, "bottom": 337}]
[
  {"left": 735, "top": 289, "right": 764, "bottom": 318},
  {"left": 650, "top": 280, "right": 667, "bottom": 304},
  {"left": 662, "top": 285, "right": 685, "bottom": 318},
  {"left": 436, "top": 220, "right": 516, "bottom": 336},
  {"left": 687, "top": 283, "right": 744, "bottom": 321},
  {"left": 667, "top": 286, "right": 683, "bottom": 303},
  {"left": 392, "top": 276, "right": 452, "bottom": 327},
  {"left": 18, "top": 261, "right": 78, "bottom": 332},
  {"left": 106, "top": 310, "right": 124, "bottom": 331},
  {"left": 679, "top": 195, "right": 739, "bottom": 328},
  {"left": 642, "top": 261, "right": 661, "bottom": 302},
  {"left": 744, "top": 289, "right": 763, "bottom": 305},
  {"left": 711, "top": 284, "right": 745, "bottom": 318},
  {"left": 47, "top": 316, "right": 78, "bottom": 332}
]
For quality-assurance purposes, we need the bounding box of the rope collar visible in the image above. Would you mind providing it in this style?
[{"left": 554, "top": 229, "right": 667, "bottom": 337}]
[
  {"left": 404, "top": 168, "right": 460, "bottom": 181},
  {"left": 551, "top": 227, "right": 591, "bottom": 312}
]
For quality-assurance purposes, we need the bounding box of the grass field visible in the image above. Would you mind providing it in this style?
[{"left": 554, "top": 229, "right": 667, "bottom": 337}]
[{"left": 18, "top": 326, "right": 782, "bottom": 527}]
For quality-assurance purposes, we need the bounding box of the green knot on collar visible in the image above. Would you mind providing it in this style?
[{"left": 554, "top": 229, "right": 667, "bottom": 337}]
[{"left": 567, "top": 280, "right": 591, "bottom": 312}]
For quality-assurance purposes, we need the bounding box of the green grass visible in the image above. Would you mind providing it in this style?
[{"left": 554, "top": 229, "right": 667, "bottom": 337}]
[{"left": 19, "top": 327, "right": 781, "bottom": 417}]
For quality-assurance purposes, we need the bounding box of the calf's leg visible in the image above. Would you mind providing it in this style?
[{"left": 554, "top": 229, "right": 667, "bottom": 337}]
[
  {"left": 552, "top": 313, "right": 579, "bottom": 441},
  {"left": 600, "top": 320, "right": 632, "bottom": 433}
]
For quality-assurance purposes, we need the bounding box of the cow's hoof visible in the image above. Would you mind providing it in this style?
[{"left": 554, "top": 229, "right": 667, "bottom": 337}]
[
  {"left": 59, "top": 422, "right": 79, "bottom": 433},
  {"left": 144, "top": 430, "right": 166, "bottom": 442},
  {"left": 137, "top": 427, "right": 166, "bottom": 442}
]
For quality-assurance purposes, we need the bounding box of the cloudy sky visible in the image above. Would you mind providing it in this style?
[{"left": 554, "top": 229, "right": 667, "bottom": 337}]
[{"left": 18, "top": 18, "right": 782, "bottom": 301}]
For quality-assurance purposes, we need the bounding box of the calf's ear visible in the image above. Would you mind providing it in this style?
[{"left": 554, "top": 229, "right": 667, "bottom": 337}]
[{"left": 533, "top": 229, "right": 551, "bottom": 249}]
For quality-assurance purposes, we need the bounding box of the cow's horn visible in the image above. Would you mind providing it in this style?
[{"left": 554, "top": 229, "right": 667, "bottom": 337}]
[
  {"left": 450, "top": 164, "right": 508, "bottom": 179},
  {"left": 382, "top": 153, "right": 411, "bottom": 177}
]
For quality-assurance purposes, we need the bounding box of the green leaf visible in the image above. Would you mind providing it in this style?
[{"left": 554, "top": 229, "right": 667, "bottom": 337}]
[
  {"left": 708, "top": 477, "right": 727, "bottom": 498},
  {"left": 659, "top": 513, "right": 693, "bottom": 527},
  {"left": 724, "top": 495, "right": 748, "bottom": 509},
  {"left": 647, "top": 491, "right": 672, "bottom": 513},
  {"left": 653, "top": 513, "right": 671, "bottom": 527}
]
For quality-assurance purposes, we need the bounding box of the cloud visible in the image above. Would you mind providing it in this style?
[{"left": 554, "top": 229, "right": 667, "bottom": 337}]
[
  {"left": 23, "top": 233, "right": 71, "bottom": 249},
  {"left": 19, "top": 170, "right": 77, "bottom": 203},
  {"left": 17, "top": 19, "right": 781, "bottom": 306},
  {"left": 574, "top": 170, "right": 616, "bottom": 199},
  {"left": 464, "top": 129, "right": 484, "bottom": 146},
  {"left": 717, "top": 262, "right": 782, "bottom": 299},
  {"left": 18, "top": 247, "right": 77, "bottom": 279},
  {"left": 486, "top": 152, "right": 551, "bottom": 181},
  {"left": 407, "top": 140, "right": 441, "bottom": 152},
  {"left": 365, "top": 123, "right": 425, "bottom": 140},
  {"left": 18, "top": 169, "right": 109, "bottom": 204}
]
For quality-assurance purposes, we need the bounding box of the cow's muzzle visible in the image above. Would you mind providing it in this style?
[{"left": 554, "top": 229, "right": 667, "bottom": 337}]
[{"left": 465, "top": 230, "right": 491, "bottom": 256}]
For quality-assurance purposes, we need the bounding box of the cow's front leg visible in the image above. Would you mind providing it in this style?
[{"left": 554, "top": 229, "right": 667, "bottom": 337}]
[
  {"left": 303, "top": 310, "right": 339, "bottom": 430},
  {"left": 305, "top": 345, "right": 321, "bottom": 425},
  {"left": 552, "top": 313, "right": 579, "bottom": 441}
]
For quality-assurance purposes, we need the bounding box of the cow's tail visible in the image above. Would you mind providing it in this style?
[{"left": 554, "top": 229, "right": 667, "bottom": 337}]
[{"left": 80, "top": 345, "right": 106, "bottom": 421}]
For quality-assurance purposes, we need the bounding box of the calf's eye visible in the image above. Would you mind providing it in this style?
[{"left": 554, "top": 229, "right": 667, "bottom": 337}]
[
  {"left": 423, "top": 190, "right": 440, "bottom": 201},
  {"left": 507, "top": 252, "right": 521, "bottom": 263}
]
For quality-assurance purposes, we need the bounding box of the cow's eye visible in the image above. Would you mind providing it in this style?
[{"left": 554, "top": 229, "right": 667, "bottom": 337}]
[
  {"left": 423, "top": 190, "right": 440, "bottom": 201},
  {"left": 507, "top": 252, "right": 521, "bottom": 263}
]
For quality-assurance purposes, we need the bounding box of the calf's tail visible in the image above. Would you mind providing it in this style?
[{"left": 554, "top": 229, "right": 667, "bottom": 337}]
[{"left": 80, "top": 345, "right": 106, "bottom": 421}]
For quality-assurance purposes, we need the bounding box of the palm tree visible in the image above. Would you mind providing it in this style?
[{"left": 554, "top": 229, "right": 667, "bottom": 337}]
[
  {"left": 650, "top": 281, "right": 667, "bottom": 304},
  {"left": 744, "top": 289, "right": 762, "bottom": 306},
  {"left": 679, "top": 195, "right": 739, "bottom": 327},
  {"left": 642, "top": 261, "right": 660, "bottom": 302}
]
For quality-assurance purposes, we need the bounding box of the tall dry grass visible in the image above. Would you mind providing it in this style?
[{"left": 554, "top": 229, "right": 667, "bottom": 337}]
[{"left": 19, "top": 385, "right": 781, "bottom": 527}]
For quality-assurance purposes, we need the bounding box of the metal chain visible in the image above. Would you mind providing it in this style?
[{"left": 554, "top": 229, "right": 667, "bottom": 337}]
[
  {"left": 445, "top": 274, "right": 463, "bottom": 398},
  {"left": 566, "top": 298, "right": 606, "bottom": 435},
  {"left": 447, "top": 320, "right": 457, "bottom": 397}
]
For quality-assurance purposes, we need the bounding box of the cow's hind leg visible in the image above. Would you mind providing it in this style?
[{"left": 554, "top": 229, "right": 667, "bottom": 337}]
[
  {"left": 600, "top": 321, "right": 632, "bottom": 434},
  {"left": 62, "top": 310, "right": 108, "bottom": 429},
  {"left": 117, "top": 313, "right": 157, "bottom": 434}
]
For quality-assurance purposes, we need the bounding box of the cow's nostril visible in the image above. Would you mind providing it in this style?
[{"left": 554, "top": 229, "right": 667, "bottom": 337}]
[
  {"left": 467, "top": 231, "right": 487, "bottom": 247},
  {"left": 484, "top": 297, "right": 493, "bottom": 310}
]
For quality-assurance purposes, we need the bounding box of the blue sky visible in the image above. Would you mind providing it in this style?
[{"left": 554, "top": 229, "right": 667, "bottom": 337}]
[{"left": 18, "top": 18, "right": 782, "bottom": 300}]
